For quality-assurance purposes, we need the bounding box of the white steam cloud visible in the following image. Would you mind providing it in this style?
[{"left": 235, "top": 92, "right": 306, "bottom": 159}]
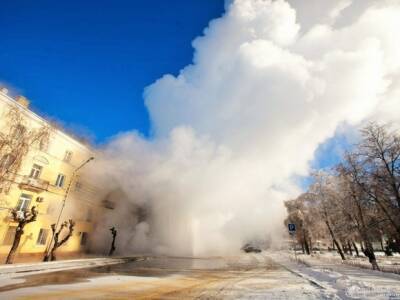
[{"left": 89, "top": 0, "right": 400, "bottom": 256}]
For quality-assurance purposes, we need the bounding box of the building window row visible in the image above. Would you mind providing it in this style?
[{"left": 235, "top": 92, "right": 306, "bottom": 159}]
[
  {"left": 2, "top": 226, "right": 88, "bottom": 247},
  {"left": 27, "top": 163, "right": 66, "bottom": 188}
]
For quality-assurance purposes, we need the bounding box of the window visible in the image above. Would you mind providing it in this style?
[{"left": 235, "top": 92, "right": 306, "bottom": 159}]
[
  {"left": 15, "top": 193, "right": 32, "bottom": 212},
  {"left": 55, "top": 174, "right": 65, "bottom": 188},
  {"left": 29, "top": 164, "right": 42, "bottom": 179},
  {"left": 63, "top": 151, "right": 73, "bottom": 163},
  {"left": 36, "top": 229, "right": 49, "bottom": 245},
  {"left": 0, "top": 154, "right": 15, "bottom": 170},
  {"left": 3, "top": 226, "right": 16, "bottom": 245},
  {"left": 80, "top": 232, "right": 88, "bottom": 246}
]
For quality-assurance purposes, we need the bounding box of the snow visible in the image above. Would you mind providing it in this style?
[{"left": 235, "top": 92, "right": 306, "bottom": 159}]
[
  {"left": 272, "top": 252, "right": 400, "bottom": 299},
  {"left": 1, "top": 253, "right": 400, "bottom": 299}
]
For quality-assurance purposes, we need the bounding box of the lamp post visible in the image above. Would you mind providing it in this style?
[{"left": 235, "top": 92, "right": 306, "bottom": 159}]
[{"left": 44, "top": 156, "right": 94, "bottom": 261}]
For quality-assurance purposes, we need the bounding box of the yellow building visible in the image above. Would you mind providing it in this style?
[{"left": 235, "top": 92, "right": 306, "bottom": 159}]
[{"left": 0, "top": 87, "right": 103, "bottom": 262}]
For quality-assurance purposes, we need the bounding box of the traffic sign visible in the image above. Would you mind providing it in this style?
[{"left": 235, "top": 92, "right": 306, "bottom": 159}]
[{"left": 288, "top": 223, "right": 296, "bottom": 234}]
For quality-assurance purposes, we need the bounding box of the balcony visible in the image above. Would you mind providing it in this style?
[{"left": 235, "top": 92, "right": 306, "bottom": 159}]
[{"left": 19, "top": 176, "right": 49, "bottom": 193}]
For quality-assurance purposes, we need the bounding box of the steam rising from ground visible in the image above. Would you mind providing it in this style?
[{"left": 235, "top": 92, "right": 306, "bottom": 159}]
[{"left": 89, "top": 0, "right": 400, "bottom": 256}]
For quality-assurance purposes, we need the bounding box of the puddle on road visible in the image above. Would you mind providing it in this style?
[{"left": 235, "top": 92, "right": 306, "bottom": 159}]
[{"left": 0, "top": 256, "right": 231, "bottom": 292}]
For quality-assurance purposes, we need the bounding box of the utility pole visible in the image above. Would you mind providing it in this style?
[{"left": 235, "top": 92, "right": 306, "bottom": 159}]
[
  {"left": 44, "top": 156, "right": 94, "bottom": 261},
  {"left": 288, "top": 223, "right": 297, "bottom": 261}
]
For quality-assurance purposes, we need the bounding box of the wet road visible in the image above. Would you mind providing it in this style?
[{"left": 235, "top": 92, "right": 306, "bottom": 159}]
[{"left": 0, "top": 253, "right": 324, "bottom": 299}]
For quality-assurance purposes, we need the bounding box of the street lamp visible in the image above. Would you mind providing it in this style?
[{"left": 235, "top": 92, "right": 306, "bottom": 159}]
[{"left": 44, "top": 156, "right": 94, "bottom": 261}]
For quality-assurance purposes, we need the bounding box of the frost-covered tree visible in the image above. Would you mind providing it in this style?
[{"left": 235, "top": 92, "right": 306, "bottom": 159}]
[
  {"left": 0, "top": 106, "right": 50, "bottom": 192},
  {"left": 5, "top": 206, "right": 38, "bottom": 264}
]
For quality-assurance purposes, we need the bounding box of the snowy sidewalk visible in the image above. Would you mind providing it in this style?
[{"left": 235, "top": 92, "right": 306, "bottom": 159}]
[
  {"left": 0, "top": 256, "right": 141, "bottom": 284},
  {"left": 270, "top": 252, "right": 400, "bottom": 299}
]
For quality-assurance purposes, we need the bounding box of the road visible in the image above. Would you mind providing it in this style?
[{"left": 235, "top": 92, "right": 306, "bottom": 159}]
[{"left": 0, "top": 253, "right": 326, "bottom": 299}]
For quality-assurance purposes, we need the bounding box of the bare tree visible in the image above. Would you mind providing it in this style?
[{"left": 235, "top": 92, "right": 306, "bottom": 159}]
[
  {"left": 108, "top": 227, "right": 117, "bottom": 256},
  {"left": 337, "top": 163, "right": 380, "bottom": 270},
  {"left": 284, "top": 198, "right": 312, "bottom": 254},
  {"left": 5, "top": 206, "right": 38, "bottom": 264},
  {"left": 282, "top": 123, "right": 400, "bottom": 270},
  {"left": 350, "top": 124, "right": 400, "bottom": 239},
  {"left": 44, "top": 220, "right": 75, "bottom": 261},
  {"left": 360, "top": 123, "right": 400, "bottom": 207},
  {"left": 0, "top": 106, "right": 50, "bottom": 192},
  {"left": 306, "top": 173, "right": 346, "bottom": 260}
]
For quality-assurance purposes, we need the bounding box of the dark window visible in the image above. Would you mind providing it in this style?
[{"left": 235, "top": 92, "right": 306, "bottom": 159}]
[
  {"left": 29, "top": 164, "right": 42, "bottom": 179},
  {"left": 63, "top": 151, "right": 73, "bottom": 163},
  {"left": 55, "top": 174, "right": 65, "bottom": 188},
  {"left": 80, "top": 232, "right": 88, "bottom": 246},
  {"left": 36, "top": 229, "right": 49, "bottom": 245},
  {"left": 15, "top": 193, "right": 32, "bottom": 212}
]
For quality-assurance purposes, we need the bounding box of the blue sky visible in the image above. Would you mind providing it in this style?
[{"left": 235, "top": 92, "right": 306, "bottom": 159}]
[
  {"left": 0, "top": 1, "right": 225, "bottom": 143},
  {"left": 0, "top": 0, "right": 350, "bottom": 183}
]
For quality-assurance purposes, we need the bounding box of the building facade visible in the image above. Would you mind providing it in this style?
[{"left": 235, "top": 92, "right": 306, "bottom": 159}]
[{"left": 0, "top": 88, "right": 103, "bottom": 262}]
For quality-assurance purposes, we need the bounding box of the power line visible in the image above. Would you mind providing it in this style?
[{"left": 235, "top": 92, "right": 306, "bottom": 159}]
[{"left": 0, "top": 177, "right": 108, "bottom": 209}]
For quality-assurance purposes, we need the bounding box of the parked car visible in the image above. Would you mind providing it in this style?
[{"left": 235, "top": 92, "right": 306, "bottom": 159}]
[{"left": 242, "top": 243, "right": 262, "bottom": 253}]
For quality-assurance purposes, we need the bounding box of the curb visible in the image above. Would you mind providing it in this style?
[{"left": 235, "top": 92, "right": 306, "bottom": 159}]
[{"left": 0, "top": 256, "right": 140, "bottom": 277}]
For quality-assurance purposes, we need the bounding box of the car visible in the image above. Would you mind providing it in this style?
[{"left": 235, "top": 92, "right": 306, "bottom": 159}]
[{"left": 242, "top": 243, "right": 262, "bottom": 253}]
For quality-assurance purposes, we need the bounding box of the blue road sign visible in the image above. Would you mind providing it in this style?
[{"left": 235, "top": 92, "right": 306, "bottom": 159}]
[{"left": 288, "top": 223, "right": 296, "bottom": 234}]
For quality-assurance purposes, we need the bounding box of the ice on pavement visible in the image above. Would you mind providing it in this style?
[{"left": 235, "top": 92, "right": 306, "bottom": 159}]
[
  {"left": 1, "top": 253, "right": 400, "bottom": 299},
  {"left": 273, "top": 252, "right": 400, "bottom": 300}
]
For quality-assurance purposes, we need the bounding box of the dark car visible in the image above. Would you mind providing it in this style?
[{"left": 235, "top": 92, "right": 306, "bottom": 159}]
[{"left": 242, "top": 243, "right": 262, "bottom": 253}]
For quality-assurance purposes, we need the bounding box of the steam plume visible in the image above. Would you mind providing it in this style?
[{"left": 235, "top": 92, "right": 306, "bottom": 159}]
[{"left": 89, "top": 0, "right": 400, "bottom": 256}]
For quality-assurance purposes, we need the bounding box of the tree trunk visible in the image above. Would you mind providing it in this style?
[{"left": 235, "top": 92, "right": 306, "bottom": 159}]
[
  {"left": 352, "top": 241, "right": 360, "bottom": 257},
  {"left": 304, "top": 239, "right": 310, "bottom": 255},
  {"left": 303, "top": 230, "right": 310, "bottom": 255},
  {"left": 364, "top": 240, "right": 380, "bottom": 270},
  {"left": 109, "top": 237, "right": 116, "bottom": 256},
  {"left": 5, "top": 226, "right": 23, "bottom": 264},
  {"left": 45, "top": 220, "right": 75, "bottom": 262},
  {"left": 347, "top": 241, "right": 353, "bottom": 256},
  {"left": 109, "top": 243, "right": 116, "bottom": 256},
  {"left": 353, "top": 194, "right": 380, "bottom": 270},
  {"left": 342, "top": 241, "right": 348, "bottom": 254},
  {"left": 43, "top": 253, "right": 50, "bottom": 262},
  {"left": 325, "top": 220, "right": 345, "bottom": 260},
  {"left": 50, "top": 248, "right": 57, "bottom": 261}
]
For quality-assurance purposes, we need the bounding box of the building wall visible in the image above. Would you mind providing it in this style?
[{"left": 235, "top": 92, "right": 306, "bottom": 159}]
[{"left": 0, "top": 89, "right": 103, "bottom": 261}]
